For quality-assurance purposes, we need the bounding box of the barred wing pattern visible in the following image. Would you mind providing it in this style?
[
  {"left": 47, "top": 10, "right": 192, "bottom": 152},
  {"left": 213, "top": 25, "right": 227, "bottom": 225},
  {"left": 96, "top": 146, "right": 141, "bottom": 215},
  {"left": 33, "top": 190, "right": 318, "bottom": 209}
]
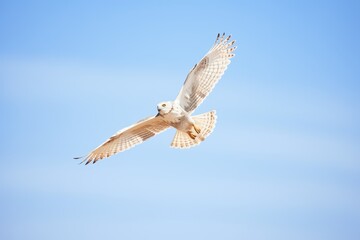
[
  {"left": 78, "top": 116, "right": 170, "bottom": 164},
  {"left": 175, "top": 33, "right": 236, "bottom": 113}
]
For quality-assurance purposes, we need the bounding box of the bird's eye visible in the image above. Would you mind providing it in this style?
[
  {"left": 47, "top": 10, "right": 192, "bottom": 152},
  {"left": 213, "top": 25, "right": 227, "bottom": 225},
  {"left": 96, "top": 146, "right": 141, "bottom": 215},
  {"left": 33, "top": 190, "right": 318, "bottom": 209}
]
[{"left": 162, "top": 103, "right": 166, "bottom": 107}]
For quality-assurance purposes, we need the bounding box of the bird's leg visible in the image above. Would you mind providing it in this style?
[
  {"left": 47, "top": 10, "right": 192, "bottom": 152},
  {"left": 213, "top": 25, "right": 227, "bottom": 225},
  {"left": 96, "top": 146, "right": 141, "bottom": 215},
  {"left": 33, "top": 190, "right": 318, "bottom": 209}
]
[
  {"left": 187, "top": 124, "right": 201, "bottom": 140},
  {"left": 193, "top": 124, "right": 201, "bottom": 134},
  {"left": 187, "top": 131, "right": 197, "bottom": 140}
]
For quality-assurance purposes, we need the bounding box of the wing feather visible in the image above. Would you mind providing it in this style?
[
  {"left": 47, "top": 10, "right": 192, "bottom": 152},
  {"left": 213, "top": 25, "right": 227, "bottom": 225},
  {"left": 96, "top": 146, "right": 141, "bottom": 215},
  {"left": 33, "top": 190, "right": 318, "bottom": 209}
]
[
  {"left": 175, "top": 33, "right": 236, "bottom": 113},
  {"left": 79, "top": 115, "right": 170, "bottom": 164}
]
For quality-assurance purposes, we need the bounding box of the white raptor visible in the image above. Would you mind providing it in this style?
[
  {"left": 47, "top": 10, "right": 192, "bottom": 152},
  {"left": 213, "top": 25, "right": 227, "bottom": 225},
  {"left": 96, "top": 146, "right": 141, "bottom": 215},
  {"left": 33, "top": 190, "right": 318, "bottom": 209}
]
[{"left": 76, "top": 33, "right": 236, "bottom": 164}]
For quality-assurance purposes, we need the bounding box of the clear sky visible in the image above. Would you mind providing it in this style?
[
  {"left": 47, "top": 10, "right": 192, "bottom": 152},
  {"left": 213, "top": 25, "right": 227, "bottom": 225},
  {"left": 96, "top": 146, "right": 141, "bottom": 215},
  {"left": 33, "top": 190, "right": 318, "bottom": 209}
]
[{"left": 1, "top": 0, "right": 360, "bottom": 239}]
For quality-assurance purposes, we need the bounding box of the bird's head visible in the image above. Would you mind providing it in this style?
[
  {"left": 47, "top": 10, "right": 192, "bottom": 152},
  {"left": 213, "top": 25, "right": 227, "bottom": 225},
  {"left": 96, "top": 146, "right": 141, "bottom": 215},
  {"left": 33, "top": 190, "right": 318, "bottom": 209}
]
[{"left": 157, "top": 101, "right": 173, "bottom": 116}]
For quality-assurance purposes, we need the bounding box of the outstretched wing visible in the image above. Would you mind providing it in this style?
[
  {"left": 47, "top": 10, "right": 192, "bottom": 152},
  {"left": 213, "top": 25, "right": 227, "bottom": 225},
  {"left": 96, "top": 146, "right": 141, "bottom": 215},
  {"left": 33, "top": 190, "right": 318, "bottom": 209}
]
[
  {"left": 77, "top": 115, "right": 170, "bottom": 164},
  {"left": 175, "top": 33, "right": 236, "bottom": 113}
]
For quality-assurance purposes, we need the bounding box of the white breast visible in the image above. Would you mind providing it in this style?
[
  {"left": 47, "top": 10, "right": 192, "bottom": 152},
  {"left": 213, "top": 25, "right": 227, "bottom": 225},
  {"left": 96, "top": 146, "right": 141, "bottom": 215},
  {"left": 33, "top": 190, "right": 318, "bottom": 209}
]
[{"left": 162, "top": 102, "right": 194, "bottom": 131}]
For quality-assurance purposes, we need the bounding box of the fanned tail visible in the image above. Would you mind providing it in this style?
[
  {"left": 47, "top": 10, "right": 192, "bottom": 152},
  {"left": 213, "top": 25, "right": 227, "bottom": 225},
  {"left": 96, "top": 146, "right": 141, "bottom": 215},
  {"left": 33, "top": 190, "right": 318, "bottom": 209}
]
[{"left": 170, "top": 110, "right": 217, "bottom": 148}]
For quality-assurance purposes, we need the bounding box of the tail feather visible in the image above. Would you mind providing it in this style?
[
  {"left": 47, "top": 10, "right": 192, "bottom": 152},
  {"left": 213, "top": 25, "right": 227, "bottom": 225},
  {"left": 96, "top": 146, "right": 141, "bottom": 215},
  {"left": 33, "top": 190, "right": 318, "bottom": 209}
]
[{"left": 171, "top": 110, "right": 217, "bottom": 149}]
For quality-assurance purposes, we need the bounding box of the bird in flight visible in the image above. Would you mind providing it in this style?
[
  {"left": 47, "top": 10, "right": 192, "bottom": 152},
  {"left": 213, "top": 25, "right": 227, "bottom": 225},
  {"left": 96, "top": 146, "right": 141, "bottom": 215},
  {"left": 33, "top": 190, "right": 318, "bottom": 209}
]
[{"left": 76, "top": 33, "right": 236, "bottom": 164}]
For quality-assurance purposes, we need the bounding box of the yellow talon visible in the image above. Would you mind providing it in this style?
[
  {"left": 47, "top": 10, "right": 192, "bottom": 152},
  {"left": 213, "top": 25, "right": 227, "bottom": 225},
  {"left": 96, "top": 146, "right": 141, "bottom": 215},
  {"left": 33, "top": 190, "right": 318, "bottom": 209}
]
[
  {"left": 193, "top": 124, "right": 201, "bottom": 134},
  {"left": 187, "top": 131, "right": 197, "bottom": 139}
]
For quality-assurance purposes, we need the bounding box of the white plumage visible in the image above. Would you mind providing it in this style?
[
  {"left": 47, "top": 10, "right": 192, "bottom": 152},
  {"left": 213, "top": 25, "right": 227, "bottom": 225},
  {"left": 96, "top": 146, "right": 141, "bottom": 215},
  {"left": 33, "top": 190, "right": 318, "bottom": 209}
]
[
  {"left": 176, "top": 33, "right": 235, "bottom": 113},
  {"left": 76, "top": 33, "right": 236, "bottom": 164}
]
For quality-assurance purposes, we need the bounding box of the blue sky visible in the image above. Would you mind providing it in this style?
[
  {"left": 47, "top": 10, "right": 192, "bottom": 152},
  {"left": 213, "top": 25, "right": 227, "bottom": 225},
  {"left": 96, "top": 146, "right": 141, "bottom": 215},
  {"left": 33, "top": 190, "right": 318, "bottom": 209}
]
[{"left": 1, "top": 0, "right": 360, "bottom": 239}]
